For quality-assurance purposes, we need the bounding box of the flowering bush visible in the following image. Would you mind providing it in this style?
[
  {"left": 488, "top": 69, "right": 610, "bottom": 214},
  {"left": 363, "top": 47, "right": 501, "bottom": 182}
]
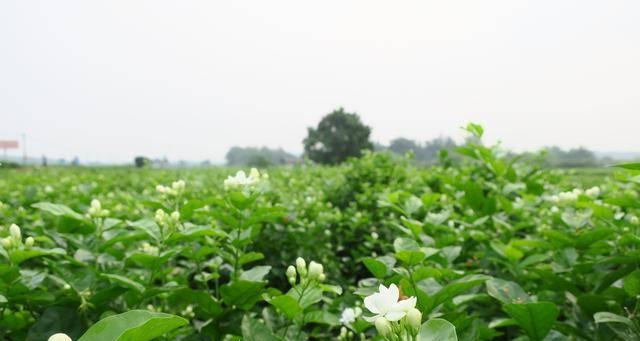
[{"left": 1, "top": 129, "right": 640, "bottom": 340}]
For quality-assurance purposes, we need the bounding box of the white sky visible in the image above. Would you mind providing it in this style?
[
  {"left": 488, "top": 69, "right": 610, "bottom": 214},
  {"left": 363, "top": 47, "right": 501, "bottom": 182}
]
[{"left": 1, "top": 1, "right": 639, "bottom": 163}]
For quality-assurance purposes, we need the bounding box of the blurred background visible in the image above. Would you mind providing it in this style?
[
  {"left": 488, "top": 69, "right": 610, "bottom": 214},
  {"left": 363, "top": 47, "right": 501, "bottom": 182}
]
[{"left": 1, "top": 1, "right": 639, "bottom": 168}]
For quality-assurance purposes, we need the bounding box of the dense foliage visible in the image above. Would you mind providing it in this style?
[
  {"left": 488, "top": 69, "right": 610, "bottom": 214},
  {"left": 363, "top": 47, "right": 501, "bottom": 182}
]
[{"left": 1, "top": 127, "right": 640, "bottom": 340}]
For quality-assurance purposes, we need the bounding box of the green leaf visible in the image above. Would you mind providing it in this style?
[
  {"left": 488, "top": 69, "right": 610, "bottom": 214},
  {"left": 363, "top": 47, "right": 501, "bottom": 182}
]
[
  {"left": 26, "top": 306, "right": 85, "bottom": 341},
  {"left": 593, "top": 312, "right": 633, "bottom": 326},
  {"left": 77, "top": 310, "right": 187, "bottom": 341},
  {"left": 363, "top": 257, "right": 389, "bottom": 278},
  {"left": 128, "top": 219, "right": 161, "bottom": 243},
  {"left": 32, "top": 202, "right": 87, "bottom": 221},
  {"left": 486, "top": 278, "right": 531, "bottom": 304},
  {"left": 623, "top": 269, "right": 640, "bottom": 297},
  {"left": 288, "top": 285, "right": 322, "bottom": 309},
  {"left": 268, "top": 294, "right": 301, "bottom": 319},
  {"left": 612, "top": 162, "right": 640, "bottom": 170},
  {"left": 503, "top": 302, "right": 559, "bottom": 341},
  {"left": 422, "top": 275, "right": 490, "bottom": 314},
  {"left": 396, "top": 250, "right": 427, "bottom": 266},
  {"left": 220, "top": 280, "right": 265, "bottom": 310},
  {"left": 10, "top": 247, "right": 66, "bottom": 265},
  {"left": 418, "top": 318, "right": 458, "bottom": 341},
  {"left": 101, "top": 274, "right": 146, "bottom": 294},
  {"left": 240, "top": 265, "right": 271, "bottom": 282},
  {"left": 241, "top": 315, "right": 280, "bottom": 341},
  {"left": 304, "top": 310, "right": 339, "bottom": 325}
]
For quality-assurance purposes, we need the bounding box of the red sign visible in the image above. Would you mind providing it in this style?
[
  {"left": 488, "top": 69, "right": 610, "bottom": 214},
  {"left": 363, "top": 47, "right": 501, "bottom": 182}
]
[{"left": 0, "top": 140, "right": 19, "bottom": 149}]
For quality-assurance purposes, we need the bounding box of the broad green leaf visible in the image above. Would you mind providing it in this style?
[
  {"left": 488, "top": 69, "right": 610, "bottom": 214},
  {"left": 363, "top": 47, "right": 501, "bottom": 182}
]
[
  {"left": 363, "top": 256, "right": 394, "bottom": 278},
  {"left": 32, "top": 202, "right": 87, "bottom": 221},
  {"left": 26, "top": 306, "right": 84, "bottom": 341},
  {"left": 240, "top": 265, "right": 271, "bottom": 282},
  {"left": 503, "top": 302, "right": 559, "bottom": 341},
  {"left": 220, "top": 280, "right": 265, "bottom": 310},
  {"left": 623, "top": 269, "right": 640, "bottom": 297},
  {"left": 486, "top": 278, "right": 531, "bottom": 304},
  {"left": 77, "top": 310, "right": 187, "bottom": 341},
  {"left": 268, "top": 294, "right": 301, "bottom": 319},
  {"left": 10, "top": 247, "right": 66, "bottom": 265},
  {"left": 128, "top": 219, "right": 161, "bottom": 243},
  {"left": 418, "top": 318, "right": 458, "bottom": 341}
]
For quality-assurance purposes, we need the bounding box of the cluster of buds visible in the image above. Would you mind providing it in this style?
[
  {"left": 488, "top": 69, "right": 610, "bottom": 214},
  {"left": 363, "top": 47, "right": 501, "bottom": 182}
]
[
  {"left": 549, "top": 188, "right": 584, "bottom": 205},
  {"left": 223, "top": 168, "right": 268, "bottom": 190},
  {"left": 156, "top": 180, "right": 186, "bottom": 197},
  {"left": 155, "top": 209, "right": 180, "bottom": 225},
  {"left": 1, "top": 224, "right": 35, "bottom": 250},
  {"left": 48, "top": 333, "right": 72, "bottom": 341},
  {"left": 286, "top": 257, "right": 325, "bottom": 286},
  {"left": 181, "top": 304, "right": 195, "bottom": 318},
  {"left": 338, "top": 326, "right": 355, "bottom": 341},
  {"left": 155, "top": 209, "right": 181, "bottom": 232},
  {"left": 363, "top": 284, "right": 422, "bottom": 340},
  {"left": 87, "top": 199, "right": 109, "bottom": 218},
  {"left": 139, "top": 242, "right": 159, "bottom": 256}
]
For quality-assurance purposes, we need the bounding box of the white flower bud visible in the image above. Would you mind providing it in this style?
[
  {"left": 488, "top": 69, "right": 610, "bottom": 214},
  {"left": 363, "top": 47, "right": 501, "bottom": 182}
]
[
  {"left": 25, "top": 236, "right": 35, "bottom": 247},
  {"left": 48, "top": 333, "right": 72, "bottom": 341},
  {"left": 374, "top": 317, "right": 392, "bottom": 338},
  {"left": 91, "top": 199, "right": 101, "bottom": 211},
  {"left": 286, "top": 265, "right": 297, "bottom": 279},
  {"left": 308, "top": 261, "right": 324, "bottom": 280},
  {"left": 171, "top": 211, "right": 180, "bottom": 221},
  {"left": 406, "top": 308, "right": 422, "bottom": 333},
  {"left": 295, "top": 257, "right": 307, "bottom": 276},
  {"left": 1, "top": 237, "right": 12, "bottom": 249},
  {"left": 631, "top": 216, "right": 639, "bottom": 225},
  {"left": 318, "top": 273, "right": 326, "bottom": 282},
  {"left": 10, "top": 224, "right": 21, "bottom": 241}
]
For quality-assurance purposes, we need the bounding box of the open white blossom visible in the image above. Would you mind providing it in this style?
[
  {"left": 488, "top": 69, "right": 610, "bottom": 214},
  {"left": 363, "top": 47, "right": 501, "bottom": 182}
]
[
  {"left": 340, "top": 307, "right": 362, "bottom": 325},
  {"left": 585, "top": 186, "right": 600, "bottom": 198},
  {"left": 223, "top": 168, "right": 266, "bottom": 190},
  {"left": 363, "top": 284, "right": 417, "bottom": 322}
]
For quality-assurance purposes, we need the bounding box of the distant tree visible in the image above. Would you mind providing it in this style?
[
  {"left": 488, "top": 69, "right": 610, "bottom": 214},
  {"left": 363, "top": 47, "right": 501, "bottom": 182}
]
[
  {"left": 544, "top": 146, "right": 599, "bottom": 168},
  {"left": 225, "top": 146, "right": 297, "bottom": 166},
  {"left": 303, "top": 108, "right": 373, "bottom": 164},
  {"left": 389, "top": 138, "right": 419, "bottom": 155},
  {"left": 134, "top": 156, "right": 151, "bottom": 168}
]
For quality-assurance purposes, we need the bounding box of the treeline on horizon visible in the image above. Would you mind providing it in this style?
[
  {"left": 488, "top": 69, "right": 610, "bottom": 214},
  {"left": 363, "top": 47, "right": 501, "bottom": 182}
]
[{"left": 224, "top": 141, "right": 607, "bottom": 169}]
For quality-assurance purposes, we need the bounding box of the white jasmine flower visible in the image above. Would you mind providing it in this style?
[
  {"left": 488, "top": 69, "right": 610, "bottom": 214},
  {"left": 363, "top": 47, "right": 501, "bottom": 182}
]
[
  {"left": 363, "top": 284, "right": 417, "bottom": 322},
  {"left": 585, "top": 186, "right": 600, "bottom": 198},
  {"left": 224, "top": 169, "right": 263, "bottom": 190},
  {"left": 340, "top": 307, "right": 362, "bottom": 325}
]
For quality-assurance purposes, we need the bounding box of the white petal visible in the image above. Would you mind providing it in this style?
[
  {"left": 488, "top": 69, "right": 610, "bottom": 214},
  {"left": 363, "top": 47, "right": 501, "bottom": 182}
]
[
  {"left": 387, "top": 284, "right": 400, "bottom": 302},
  {"left": 363, "top": 314, "right": 382, "bottom": 322},
  {"left": 396, "top": 296, "right": 417, "bottom": 312},
  {"left": 385, "top": 310, "right": 407, "bottom": 322},
  {"left": 364, "top": 294, "right": 382, "bottom": 314}
]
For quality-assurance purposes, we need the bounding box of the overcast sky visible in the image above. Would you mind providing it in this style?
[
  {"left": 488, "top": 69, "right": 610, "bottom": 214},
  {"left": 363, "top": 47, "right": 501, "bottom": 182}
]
[{"left": 1, "top": 1, "right": 639, "bottom": 163}]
